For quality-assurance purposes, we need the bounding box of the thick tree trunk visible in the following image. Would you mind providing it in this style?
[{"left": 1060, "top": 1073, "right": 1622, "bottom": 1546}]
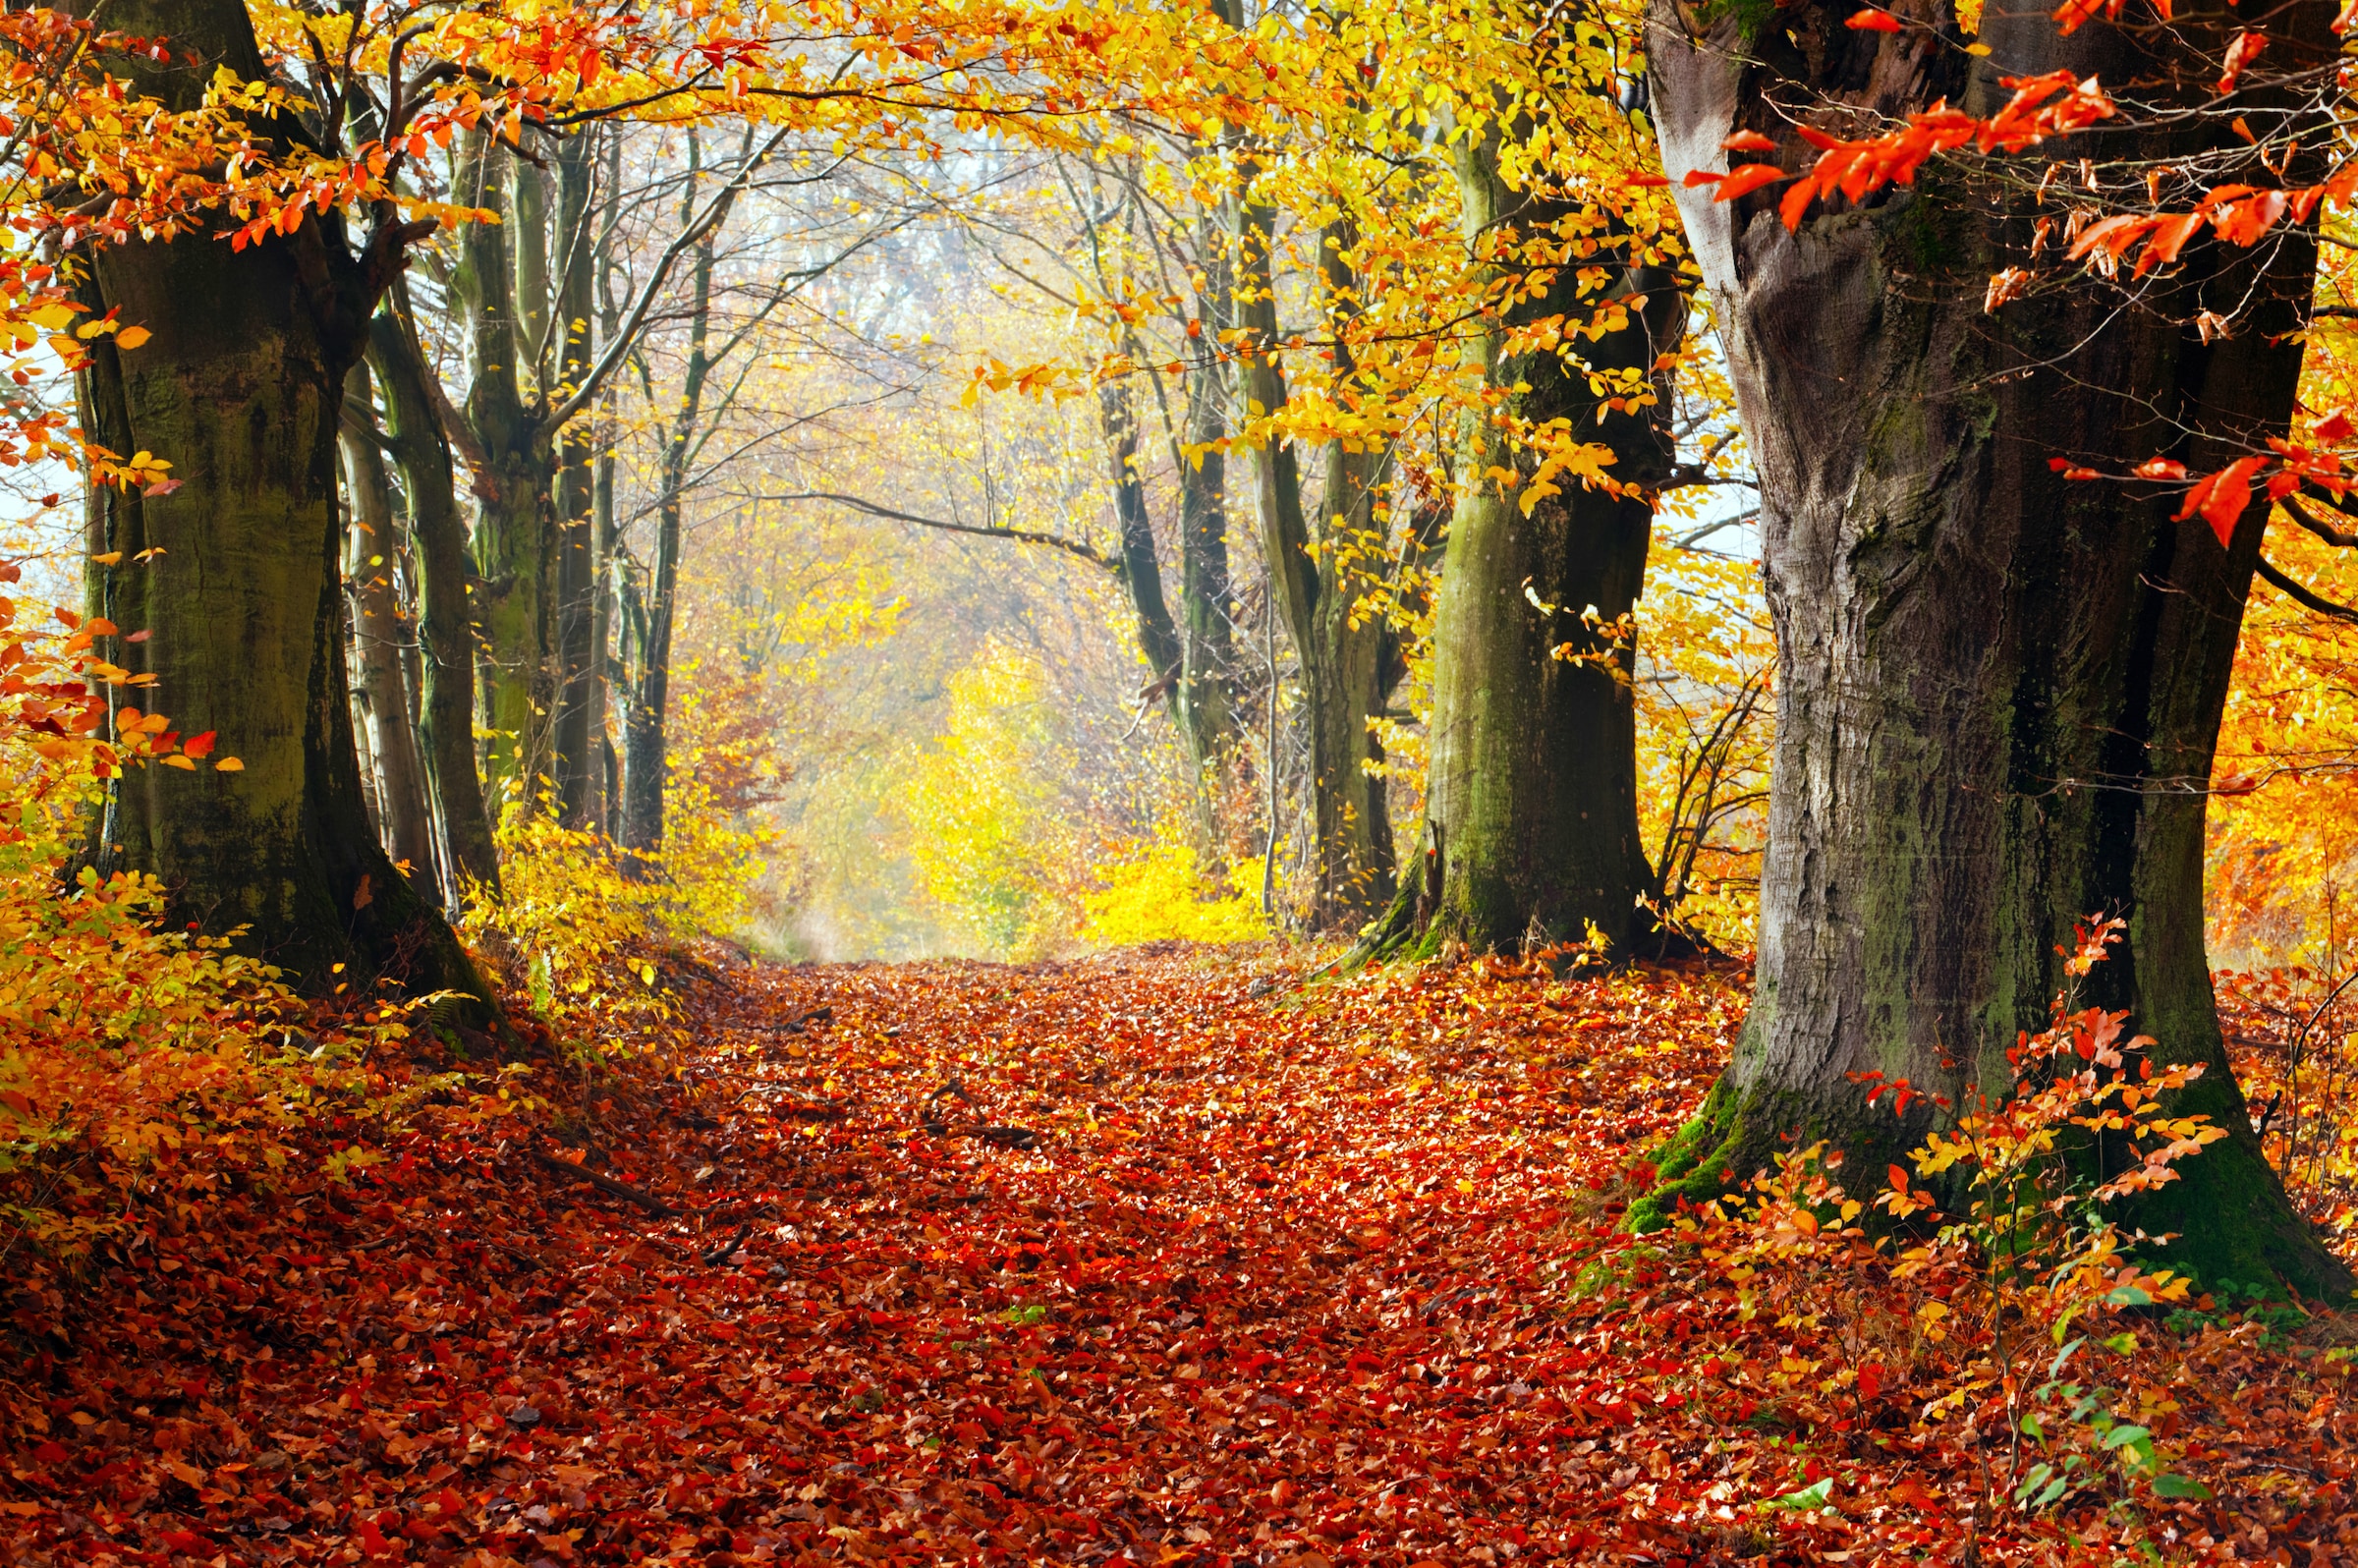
[
  {"left": 368, "top": 303, "right": 503, "bottom": 898},
  {"left": 1412, "top": 130, "right": 1677, "bottom": 955},
  {"left": 71, "top": 0, "right": 494, "bottom": 1015},
  {"left": 339, "top": 366, "right": 436, "bottom": 882},
  {"left": 1640, "top": 1, "right": 2347, "bottom": 1295}
]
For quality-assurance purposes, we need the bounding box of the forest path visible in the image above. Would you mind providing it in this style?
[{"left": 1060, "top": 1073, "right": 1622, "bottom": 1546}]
[{"left": 8, "top": 948, "right": 2346, "bottom": 1565}]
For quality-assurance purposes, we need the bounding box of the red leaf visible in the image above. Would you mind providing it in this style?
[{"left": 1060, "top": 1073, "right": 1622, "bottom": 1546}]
[
  {"left": 1720, "top": 131, "right": 1779, "bottom": 152},
  {"left": 1844, "top": 8, "right": 1903, "bottom": 28},
  {"left": 182, "top": 730, "right": 216, "bottom": 758}
]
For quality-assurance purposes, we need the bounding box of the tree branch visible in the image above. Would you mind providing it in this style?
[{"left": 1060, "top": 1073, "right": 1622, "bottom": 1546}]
[
  {"left": 2283, "top": 489, "right": 2358, "bottom": 548},
  {"left": 764, "top": 490, "right": 1114, "bottom": 571},
  {"left": 2256, "top": 553, "right": 2358, "bottom": 624},
  {"left": 545, "top": 124, "right": 795, "bottom": 430}
]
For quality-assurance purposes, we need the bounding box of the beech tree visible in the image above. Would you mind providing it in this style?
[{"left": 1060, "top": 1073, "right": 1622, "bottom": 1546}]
[
  {"left": 1640, "top": 0, "right": 2349, "bottom": 1292},
  {"left": 71, "top": 0, "right": 494, "bottom": 1006}
]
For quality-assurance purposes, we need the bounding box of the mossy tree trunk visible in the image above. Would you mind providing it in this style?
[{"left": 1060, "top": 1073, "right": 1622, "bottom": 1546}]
[
  {"left": 1408, "top": 126, "right": 1681, "bottom": 956},
  {"left": 452, "top": 134, "right": 553, "bottom": 818},
  {"left": 1641, "top": 0, "right": 2348, "bottom": 1296},
  {"left": 72, "top": 0, "right": 494, "bottom": 1015}
]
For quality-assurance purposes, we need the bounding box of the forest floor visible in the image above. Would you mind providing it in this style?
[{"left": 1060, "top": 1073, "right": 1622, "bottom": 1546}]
[{"left": 4, "top": 946, "right": 2356, "bottom": 1566}]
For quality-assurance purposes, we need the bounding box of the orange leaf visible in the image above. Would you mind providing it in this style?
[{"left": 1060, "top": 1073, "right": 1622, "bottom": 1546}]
[
  {"left": 1712, "top": 163, "right": 1790, "bottom": 202},
  {"left": 1844, "top": 8, "right": 1903, "bottom": 28},
  {"left": 2175, "top": 455, "right": 2269, "bottom": 547},
  {"left": 1780, "top": 176, "right": 1822, "bottom": 232},
  {"left": 1720, "top": 131, "right": 1778, "bottom": 152}
]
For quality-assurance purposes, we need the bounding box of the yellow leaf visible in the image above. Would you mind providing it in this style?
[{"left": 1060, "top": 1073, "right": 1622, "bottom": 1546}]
[
  {"left": 114, "top": 324, "right": 151, "bottom": 350},
  {"left": 213, "top": 756, "right": 245, "bottom": 772},
  {"left": 89, "top": 551, "right": 122, "bottom": 565},
  {"left": 161, "top": 754, "right": 196, "bottom": 770},
  {"left": 28, "top": 303, "right": 75, "bottom": 330}
]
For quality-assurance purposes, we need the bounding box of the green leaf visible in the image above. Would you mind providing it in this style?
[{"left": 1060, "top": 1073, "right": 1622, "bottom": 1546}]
[
  {"left": 2105, "top": 1283, "right": 2155, "bottom": 1308},
  {"left": 2151, "top": 1473, "right": 2214, "bottom": 1500},
  {"left": 2103, "top": 1331, "right": 2139, "bottom": 1355},
  {"left": 2097, "top": 1424, "right": 2151, "bottom": 1452},
  {"left": 1764, "top": 1477, "right": 1834, "bottom": 1511}
]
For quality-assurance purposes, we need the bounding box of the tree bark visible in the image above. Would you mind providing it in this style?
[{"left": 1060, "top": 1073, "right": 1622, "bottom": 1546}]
[
  {"left": 1640, "top": 0, "right": 2348, "bottom": 1296},
  {"left": 71, "top": 0, "right": 495, "bottom": 1016},
  {"left": 1410, "top": 128, "right": 1678, "bottom": 955},
  {"left": 368, "top": 300, "right": 504, "bottom": 898},
  {"left": 339, "top": 365, "right": 436, "bottom": 882}
]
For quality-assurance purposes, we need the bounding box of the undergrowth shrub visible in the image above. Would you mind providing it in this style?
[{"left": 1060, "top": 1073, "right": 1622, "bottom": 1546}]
[
  {"left": 0, "top": 586, "right": 421, "bottom": 1263},
  {"left": 1680, "top": 919, "right": 2227, "bottom": 1520}
]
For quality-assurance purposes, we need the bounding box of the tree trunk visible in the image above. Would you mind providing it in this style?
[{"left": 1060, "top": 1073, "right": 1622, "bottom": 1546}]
[
  {"left": 368, "top": 300, "right": 503, "bottom": 898},
  {"left": 1097, "top": 377, "right": 1187, "bottom": 698},
  {"left": 551, "top": 135, "right": 602, "bottom": 829},
  {"left": 339, "top": 365, "right": 436, "bottom": 882},
  {"left": 454, "top": 134, "right": 553, "bottom": 817},
  {"left": 1410, "top": 130, "right": 1676, "bottom": 955},
  {"left": 1640, "top": 1, "right": 2348, "bottom": 1295},
  {"left": 620, "top": 209, "right": 714, "bottom": 856},
  {"left": 71, "top": 0, "right": 494, "bottom": 1016},
  {"left": 1235, "top": 196, "right": 1398, "bottom": 928}
]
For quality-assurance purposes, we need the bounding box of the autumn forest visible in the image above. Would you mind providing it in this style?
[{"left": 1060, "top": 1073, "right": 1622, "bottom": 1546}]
[{"left": 10, "top": 0, "right": 2358, "bottom": 1562}]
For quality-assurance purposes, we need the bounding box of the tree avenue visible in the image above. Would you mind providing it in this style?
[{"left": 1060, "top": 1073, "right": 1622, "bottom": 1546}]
[{"left": 1640, "top": 0, "right": 2351, "bottom": 1293}]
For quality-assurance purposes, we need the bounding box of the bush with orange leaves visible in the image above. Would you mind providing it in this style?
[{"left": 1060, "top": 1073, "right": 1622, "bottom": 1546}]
[
  {"left": 0, "top": 583, "right": 423, "bottom": 1264},
  {"left": 1674, "top": 919, "right": 2224, "bottom": 1519}
]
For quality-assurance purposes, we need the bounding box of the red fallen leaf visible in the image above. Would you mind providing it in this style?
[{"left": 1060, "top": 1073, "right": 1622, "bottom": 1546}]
[
  {"left": 1858, "top": 1363, "right": 1884, "bottom": 1401},
  {"left": 1712, "top": 163, "right": 1790, "bottom": 202},
  {"left": 1845, "top": 8, "right": 1903, "bottom": 28}
]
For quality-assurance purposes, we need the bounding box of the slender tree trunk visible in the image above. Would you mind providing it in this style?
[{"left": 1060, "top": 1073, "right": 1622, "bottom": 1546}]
[
  {"left": 454, "top": 134, "right": 552, "bottom": 816},
  {"left": 1175, "top": 217, "right": 1240, "bottom": 809},
  {"left": 1413, "top": 128, "right": 1678, "bottom": 956},
  {"left": 70, "top": 0, "right": 494, "bottom": 1015},
  {"left": 551, "top": 135, "right": 601, "bottom": 828},
  {"left": 1640, "top": 1, "right": 2347, "bottom": 1295},
  {"left": 1235, "top": 196, "right": 1397, "bottom": 927},
  {"left": 368, "top": 301, "right": 503, "bottom": 897},
  {"left": 339, "top": 364, "right": 435, "bottom": 879},
  {"left": 620, "top": 211, "right": 714, "bottom": 855},
  {"left": 1097, "top": 377, "right": 1187, "bottom": 695}
]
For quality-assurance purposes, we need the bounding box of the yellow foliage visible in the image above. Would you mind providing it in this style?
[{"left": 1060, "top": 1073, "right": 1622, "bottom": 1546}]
[
  {"left": 899, "top": 642, "right": 1082, "bottom": 959},
  {"left": 1082, "top": 839, "right": 1270, "bottom": 947}
]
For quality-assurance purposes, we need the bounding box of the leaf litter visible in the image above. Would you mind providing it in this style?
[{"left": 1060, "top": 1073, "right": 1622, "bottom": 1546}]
[{"left": 2, "top": 946, "right": 2353, "bottom": 1565}]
